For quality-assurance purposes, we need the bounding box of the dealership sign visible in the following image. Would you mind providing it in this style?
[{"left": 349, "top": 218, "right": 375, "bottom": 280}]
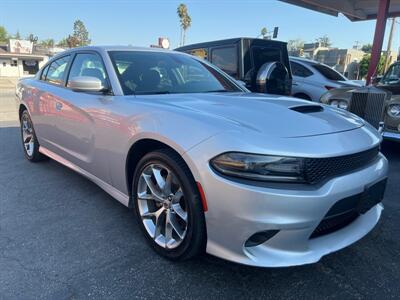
[{"left": 9, "top": 39, "right": 33, "bottom": 54}]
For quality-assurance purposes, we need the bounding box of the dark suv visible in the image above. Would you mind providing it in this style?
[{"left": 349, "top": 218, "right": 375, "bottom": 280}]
[{"left": 176, "top": 37, "right": 292, "bottom": 95}]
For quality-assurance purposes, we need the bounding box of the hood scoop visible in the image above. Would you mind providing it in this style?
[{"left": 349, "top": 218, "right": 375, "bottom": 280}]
[{"left": 289, "top": 104, "right": 324, "bottom": 114}]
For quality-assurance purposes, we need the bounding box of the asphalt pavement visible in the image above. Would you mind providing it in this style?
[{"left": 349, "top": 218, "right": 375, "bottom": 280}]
[{"left": 0, "top": 89, "right": 399, "bottom": 299}]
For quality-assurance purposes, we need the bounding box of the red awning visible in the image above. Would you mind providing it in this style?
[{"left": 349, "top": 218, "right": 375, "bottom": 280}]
[{"left": 280, "top": 0, "right": 400, "bottom": 21}]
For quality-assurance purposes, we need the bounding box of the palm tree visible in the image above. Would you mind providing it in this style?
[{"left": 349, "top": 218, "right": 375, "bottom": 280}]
[{"left": 177, "top": 3, "right": 192, "bottom": 46}]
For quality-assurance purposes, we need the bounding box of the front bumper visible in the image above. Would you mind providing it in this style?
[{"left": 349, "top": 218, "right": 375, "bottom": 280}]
[
  {"left": 383, "top": 130, "right": 400, "bottom": 141},
  {"left": 187, "top": 150, "right": 388, "bottom": 267}
]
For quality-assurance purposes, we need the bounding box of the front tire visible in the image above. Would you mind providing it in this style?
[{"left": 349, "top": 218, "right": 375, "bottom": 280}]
[
  {"left": 20, "top": 110, "right": 47, "bottom": 162},
  {"left": 132, "top": 149, "right": 206, "bottom": 260}
]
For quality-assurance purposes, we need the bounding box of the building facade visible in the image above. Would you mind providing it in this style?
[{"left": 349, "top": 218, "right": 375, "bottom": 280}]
[{"left": 0, "top": 40, "right": 50, "bottom": 78}]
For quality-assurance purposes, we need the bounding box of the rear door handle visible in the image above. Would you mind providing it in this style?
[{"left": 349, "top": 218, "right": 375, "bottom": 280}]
[{"left": 55, "top": 102, "right": 63, "bottom": 111}]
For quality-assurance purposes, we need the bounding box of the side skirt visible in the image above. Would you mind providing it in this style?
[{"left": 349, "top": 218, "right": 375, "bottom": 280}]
[{"left": 39, "top": 146, "right": 130, "bottom": 207}]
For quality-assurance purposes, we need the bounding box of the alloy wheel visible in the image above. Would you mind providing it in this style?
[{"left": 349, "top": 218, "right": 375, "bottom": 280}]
[
  {"left": 137, "top": 163, "right": 188, "bottom": 249},
  {"left": 21, "top": 114, "right": 35, "bottom": 157}
]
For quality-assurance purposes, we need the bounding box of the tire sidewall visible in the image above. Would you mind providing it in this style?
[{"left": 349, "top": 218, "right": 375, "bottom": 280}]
[{"left": 132, "top": 150, "right": 205, "bottom": 260}]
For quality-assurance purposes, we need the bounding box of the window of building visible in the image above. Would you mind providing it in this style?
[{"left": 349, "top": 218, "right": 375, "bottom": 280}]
[
  {"left": 46, "top": 55, "right": 70, "bottom": 85},
  {"left": 290, "top": 61, "right": 313, "bottom": 77},
  {"left": 211, "top": 46, "right": 239, "bottom": 78},
  {"left": 67, "top": 53, "right": 108, "bottom": 88},
  {"left": 10, "top": 59, "right": 18, "bottom": 67}
]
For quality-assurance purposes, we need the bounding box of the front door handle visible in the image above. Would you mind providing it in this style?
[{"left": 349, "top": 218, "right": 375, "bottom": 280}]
[{"left": 55, "top": 102, "right": 63, "bottom": 111}]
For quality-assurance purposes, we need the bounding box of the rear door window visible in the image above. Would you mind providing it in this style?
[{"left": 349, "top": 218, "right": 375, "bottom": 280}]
[
  {"left": 290, "top": 61, "right": 313, "bottom": 77},
  {"left": 211, "top": 46, "right": 238, "bottom": 78},
  {"left": 312, "top": 63, "right": 346, "bottom": 81},
  {"left": 252, "top": 46, "right": 282, "bottom": 70},
  {"left": 45, "top": 56, "right": 70, "bottom": 85}
]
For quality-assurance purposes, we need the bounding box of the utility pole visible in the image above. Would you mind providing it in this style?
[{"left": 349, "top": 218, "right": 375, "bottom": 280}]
[{"left": 384, "top": 17, "right": 396, "bottom": 72}]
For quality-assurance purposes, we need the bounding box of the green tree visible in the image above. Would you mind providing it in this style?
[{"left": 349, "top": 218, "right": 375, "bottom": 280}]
[
  {"left": 287, "top": 39, "right": 305, "bottom": 52},
  {"left": 40, "top": 38, "right": 55, "bottom": 48},
  {"left": 359, "top": 54, "right": 386, "bottom": 79},
  {"left": 260, "top": 27, "right": 268, "bottom": 39},
  {"left": 316, "top": 35, "right": 332, "bottom": 47},
  {"left": 57, "top": 38, "right": 69, "bottom": 48},
  {"left": 361, "top": 44, "right": 372, "bottom": 53},
  {"left": 0, "top": 26, "right": 8, "bottom": 43},
  {"left": 71, "top": 19, "right": 91, "bottom": 46},
  {"left": 177, "top": 4, "right": 191, "bottom": 46}
]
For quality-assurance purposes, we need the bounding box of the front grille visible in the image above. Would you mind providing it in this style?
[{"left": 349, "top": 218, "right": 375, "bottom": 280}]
[
  {"left": 310, "top": 178, "right": 386, "bottom": 239},
  {"left": 349, "top": 87, "right": 388, "bottom": 129},
  {"left": 304, "top": 146, "right": 379, "bottom": 184}
]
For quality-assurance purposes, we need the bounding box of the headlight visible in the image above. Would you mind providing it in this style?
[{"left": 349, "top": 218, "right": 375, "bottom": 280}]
[
  {"left": 210, "top": 152, "right": 305, "bottom": 183},
  {"left": 388, "top": 104, "right": 400, "bottom": 118},
  {"left": 329, "top": 99, "right": 348, "bottom": 110},
  {"left": 338, "top": 100, "right": 348, "bottom": 110},
  {"left": 330, "top": 100, "right": 339, "bottom": 107}
]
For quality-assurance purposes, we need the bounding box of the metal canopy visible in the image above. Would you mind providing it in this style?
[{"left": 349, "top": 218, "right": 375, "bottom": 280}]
[{"left": 280, "top": 0, "right": 400, "bottom": 21}]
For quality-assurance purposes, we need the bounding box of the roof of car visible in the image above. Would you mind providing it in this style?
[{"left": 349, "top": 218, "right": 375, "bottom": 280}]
[
  {"left": 289, "top": 56, "right": 319, "bottom": 64},
  {"left": 175, "top": 37, "right": 287, "bottom": 51},
  {"left": 48, "top": 45, "right": 184, "bottom": 62}
]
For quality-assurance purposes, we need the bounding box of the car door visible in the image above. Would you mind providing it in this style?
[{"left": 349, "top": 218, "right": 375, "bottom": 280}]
[
  {"left": 290, "top": 61, "right": 315, "bottom": 100},
  {"left": 33, "top": 55, "right": 72, "bottom": 150},
  {"left": 51, "top": 51, "right": 113, "bottom": 179}
]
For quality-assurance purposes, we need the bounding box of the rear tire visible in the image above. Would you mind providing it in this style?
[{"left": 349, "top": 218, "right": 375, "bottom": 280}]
[
  {"left": 20, "top": 110, "right": 47, "bottom": 162},
  {"left": 132, "top": 149, "right": 206, "bottom": 260}
]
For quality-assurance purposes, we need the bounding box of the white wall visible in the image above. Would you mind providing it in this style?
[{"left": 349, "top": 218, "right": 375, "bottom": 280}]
[{"left": 0, "top": 56, "right": 48, "bottom": 77}]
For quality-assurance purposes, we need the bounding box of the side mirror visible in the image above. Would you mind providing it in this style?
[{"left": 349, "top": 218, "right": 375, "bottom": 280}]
[
  {"left": 256, "top": 61, "right": 290, "bottom": 95},
  {"left": 68, "top": 76, "right": 107, "bottom": 93}
]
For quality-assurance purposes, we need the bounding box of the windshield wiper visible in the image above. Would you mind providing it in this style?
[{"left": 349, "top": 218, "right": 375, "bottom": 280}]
[
  {"left": 136, "top": 91, "right": 171, "bottom": 95},
  {"left": 204, "top": 89, "right": 232, "bottom": 93}
]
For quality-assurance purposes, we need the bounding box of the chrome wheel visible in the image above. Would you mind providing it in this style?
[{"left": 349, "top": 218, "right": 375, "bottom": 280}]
[
  {"left": 21, "top": 114, "right": 35, "bottom": 157},
  {"left": 137, "top": 163, "right": 188, "bottom": 249}
]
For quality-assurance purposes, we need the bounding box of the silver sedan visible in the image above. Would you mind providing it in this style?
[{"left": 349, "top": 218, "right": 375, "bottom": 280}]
[{"left": 16, "top": 46, "right": 388, "bottom": 267}]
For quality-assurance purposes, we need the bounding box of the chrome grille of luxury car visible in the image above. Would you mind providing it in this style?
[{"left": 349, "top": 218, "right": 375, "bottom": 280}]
[
  {"left": 304, "top": 146, "right": 379, "bottom": 184},
  {"left": 349, "top": 88, "right": 388, "bottom": 129}
]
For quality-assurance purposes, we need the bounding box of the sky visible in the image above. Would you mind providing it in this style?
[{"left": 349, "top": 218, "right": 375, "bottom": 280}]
[{"left": 0, "top": 0, "right": 397, "bottom": 51}]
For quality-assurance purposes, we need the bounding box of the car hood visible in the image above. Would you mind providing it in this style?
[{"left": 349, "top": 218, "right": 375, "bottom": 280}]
[
  {"left": 136, "top": 92, "right": 364, "bottom": 138},
  {"left": 336, "top": 80, "right": 363, "bottom": 87}
]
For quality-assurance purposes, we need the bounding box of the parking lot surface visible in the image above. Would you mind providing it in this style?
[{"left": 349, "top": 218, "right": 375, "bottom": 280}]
[{"left": 1, "top": 89, "right": 399, "bottom": 299}]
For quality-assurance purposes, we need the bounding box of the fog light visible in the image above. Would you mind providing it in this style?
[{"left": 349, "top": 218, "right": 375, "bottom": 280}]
[{"left": 244, "top": 230, "right": 279, "bottom": 247}]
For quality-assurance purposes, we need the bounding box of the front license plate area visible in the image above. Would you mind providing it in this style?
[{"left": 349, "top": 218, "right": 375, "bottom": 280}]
[{"left": 357, "top": 178, "right": 387, "bottom": 214}]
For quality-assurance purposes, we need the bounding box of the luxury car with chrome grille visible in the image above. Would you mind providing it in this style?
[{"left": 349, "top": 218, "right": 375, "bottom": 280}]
[
  {"left": 320, "top": 62, "right": 400, "bottom": 142},
  {"left": 16, "top": 46, "right": 388, "bottom": 267}
]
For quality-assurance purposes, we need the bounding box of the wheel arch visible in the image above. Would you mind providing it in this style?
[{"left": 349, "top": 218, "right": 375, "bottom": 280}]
[
  {"left": 18, "top": 104, "right": 28, "bottom": 120},
  {"left": 125, "top": 138, "right": 197, "bottom": 208}
]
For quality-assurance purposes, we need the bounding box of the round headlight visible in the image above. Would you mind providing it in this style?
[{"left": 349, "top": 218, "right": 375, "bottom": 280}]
[
  {"left": 330, "top": 100, "right": 339, "bottom": 107},
  {"left": 388, "top": 104, "right": 400, "bottom": 118},
  {"left": 338, "top": 100, "right": 348, "bottom": 110}
]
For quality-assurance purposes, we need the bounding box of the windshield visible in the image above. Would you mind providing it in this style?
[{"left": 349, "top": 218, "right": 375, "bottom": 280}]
[
  {"left": 109, "top": 51, "right": 241, "bottom": 95},
  {"left": 311, "top": 63, "right": 346, "bottom": 81},
  {"left": 381, "top": 63, "right": 400, "bottom": 85}
]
